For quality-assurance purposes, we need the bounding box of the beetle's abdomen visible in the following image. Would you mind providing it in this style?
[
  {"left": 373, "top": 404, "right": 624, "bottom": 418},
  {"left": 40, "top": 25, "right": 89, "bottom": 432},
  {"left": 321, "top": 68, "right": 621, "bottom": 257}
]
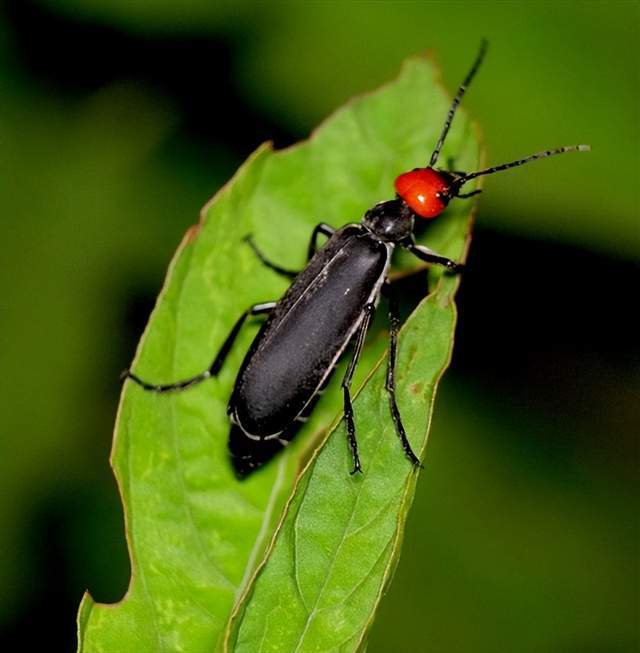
[{"left": 230, "top": 230, "right": 388, "bottom": 438}]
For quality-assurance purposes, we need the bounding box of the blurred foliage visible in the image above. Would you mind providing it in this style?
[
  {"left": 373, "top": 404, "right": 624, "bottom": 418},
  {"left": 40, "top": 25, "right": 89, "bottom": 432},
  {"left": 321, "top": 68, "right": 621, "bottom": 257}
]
[{"left": 0, "top": 1, "right": 637, "bottom": 651}]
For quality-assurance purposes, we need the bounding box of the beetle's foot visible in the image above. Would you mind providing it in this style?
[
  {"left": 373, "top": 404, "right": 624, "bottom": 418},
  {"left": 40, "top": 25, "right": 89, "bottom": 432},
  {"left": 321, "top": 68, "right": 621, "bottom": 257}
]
[
  {"left": 349, "top": 460, "right": 363, "bottom": 475},
  {"left": 445, "top": 261, "right": 465, "bottom": 275}
]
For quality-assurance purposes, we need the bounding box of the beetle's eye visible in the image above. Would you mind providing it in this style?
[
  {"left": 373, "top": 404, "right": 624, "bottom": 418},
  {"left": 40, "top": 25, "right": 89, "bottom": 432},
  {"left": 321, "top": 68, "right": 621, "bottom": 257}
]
[{"left": 394, "top": 168, "right": 449, "bottom": 219}]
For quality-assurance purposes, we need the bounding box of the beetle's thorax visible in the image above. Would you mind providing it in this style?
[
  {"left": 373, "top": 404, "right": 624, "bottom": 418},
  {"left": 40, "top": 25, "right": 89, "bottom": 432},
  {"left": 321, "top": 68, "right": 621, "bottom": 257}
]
[{"left": 361, "top": 199, "right": 415, "bottom": 243}]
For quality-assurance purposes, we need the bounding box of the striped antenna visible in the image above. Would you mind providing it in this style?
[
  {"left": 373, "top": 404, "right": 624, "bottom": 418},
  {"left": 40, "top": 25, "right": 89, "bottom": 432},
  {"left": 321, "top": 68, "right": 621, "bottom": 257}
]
[
  {"left": 460, "top": 144, "right": 591, "bottom": 183},
  {"left": 429, "top": 39, "right": 488, "bottom": 168}
]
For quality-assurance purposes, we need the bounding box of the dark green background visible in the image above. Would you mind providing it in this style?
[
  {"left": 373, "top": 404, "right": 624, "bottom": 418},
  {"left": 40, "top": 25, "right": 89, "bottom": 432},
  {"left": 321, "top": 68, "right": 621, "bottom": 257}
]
[{"left": 1, "top": 1, "right": 637, "bottom": 651}]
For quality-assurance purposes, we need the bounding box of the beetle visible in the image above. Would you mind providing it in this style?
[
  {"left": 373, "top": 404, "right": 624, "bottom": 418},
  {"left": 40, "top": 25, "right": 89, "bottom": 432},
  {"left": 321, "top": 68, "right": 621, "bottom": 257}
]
[{"left": 123, "top": 41, "right": 589, "bottom": 477}]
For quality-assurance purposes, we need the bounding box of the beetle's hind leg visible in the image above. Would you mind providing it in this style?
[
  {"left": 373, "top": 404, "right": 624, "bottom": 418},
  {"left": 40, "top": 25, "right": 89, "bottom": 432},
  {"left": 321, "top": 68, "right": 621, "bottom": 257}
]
[
  {"left": 123, "top": 301, "right": 276, "bottom": 393},
  {"left": 341, "top": 303, "right": 375, "bottom": 475},
  {"left": 386, "top": 292, "right": 422, "bottom": 468}
]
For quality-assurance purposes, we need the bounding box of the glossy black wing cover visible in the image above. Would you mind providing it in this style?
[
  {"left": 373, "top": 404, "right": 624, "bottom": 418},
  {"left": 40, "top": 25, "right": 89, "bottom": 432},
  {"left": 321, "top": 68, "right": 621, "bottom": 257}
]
[{"left": 229, "top": 225, "right": 389, "bottom": 475}]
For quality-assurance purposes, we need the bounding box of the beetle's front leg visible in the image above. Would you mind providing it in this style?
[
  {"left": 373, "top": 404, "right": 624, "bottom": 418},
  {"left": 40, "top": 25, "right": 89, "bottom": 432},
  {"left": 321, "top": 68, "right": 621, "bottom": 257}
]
[
  {"left": 456, "top": 189, "right": 482, "bottom": 199},
  {"left": 406, "top": 241, "right": 464, "bottom": 273},
  {"left": 123, "top": 301, "right": 276, "bottom": 392}
]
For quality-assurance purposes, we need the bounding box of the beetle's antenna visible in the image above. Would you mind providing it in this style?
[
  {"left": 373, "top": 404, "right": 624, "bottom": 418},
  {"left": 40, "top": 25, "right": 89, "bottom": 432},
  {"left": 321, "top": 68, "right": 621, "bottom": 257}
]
[
  {"left": 429, "top": 39, "right": 488, "bottom": 168},
  {"left": 458, "top": 144, "right": 591, "bottom": 184}
]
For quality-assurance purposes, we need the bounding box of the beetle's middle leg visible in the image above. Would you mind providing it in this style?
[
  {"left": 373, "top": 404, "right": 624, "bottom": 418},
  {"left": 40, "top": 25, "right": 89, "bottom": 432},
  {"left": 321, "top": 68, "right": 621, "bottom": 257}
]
[
  {"left": 123, "top": 301, "right": 276, "bottom": 393},
  {"left": 244, "top": 236, "right": 299, "bottom": 279},
  {"left": 385, "top": 291, "right": 421, "bottom": 467},
  {"left": 245, "top": 223, "right": 335, "bottom": 280},
  {"left": 341, "top": 302, "right": 375, "bottom": 475},
  {"left": 307, "top": 223, "right": 335, "bottom": 260}
]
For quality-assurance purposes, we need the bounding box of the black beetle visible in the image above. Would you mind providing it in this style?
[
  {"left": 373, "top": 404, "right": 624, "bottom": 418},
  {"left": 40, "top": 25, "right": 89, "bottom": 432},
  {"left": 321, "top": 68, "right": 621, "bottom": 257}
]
[{"left": 124, "top": 41, "right": 589, "bottom": 477}]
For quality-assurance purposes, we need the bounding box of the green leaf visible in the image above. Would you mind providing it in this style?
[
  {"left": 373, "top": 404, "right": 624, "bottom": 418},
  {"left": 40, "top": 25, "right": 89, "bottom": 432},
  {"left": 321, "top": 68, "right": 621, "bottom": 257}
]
[{"left": 77, "top": 56, "right": 480, "bottom": 653}]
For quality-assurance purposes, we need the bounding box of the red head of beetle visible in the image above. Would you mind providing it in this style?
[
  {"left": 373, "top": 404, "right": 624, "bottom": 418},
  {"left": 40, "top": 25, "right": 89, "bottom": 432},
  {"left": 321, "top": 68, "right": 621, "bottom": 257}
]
[{"left": 394, "top": 167, "right": 451, "bottom": 219}]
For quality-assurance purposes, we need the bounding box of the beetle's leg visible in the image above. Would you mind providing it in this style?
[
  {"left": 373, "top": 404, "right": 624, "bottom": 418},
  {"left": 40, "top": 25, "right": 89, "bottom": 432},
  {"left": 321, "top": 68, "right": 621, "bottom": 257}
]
[
  {"left": 307, "top": 223, "right": 335, "bottom": 260},
  {"left": 407, "top": 241, "right": 464, "bottom": 273},
  {"left": 445, "top": 157, "right": 467, "bottom": 177},
  {"left": 341, "top": 303, "right": 375, "bottom": 475},
  {"left": 385, "top": 291, "right": 422, "bottom": 468},
  {"left": 244, "top": 236, "right": 299, "bottom": 279},
  {"left": 455, "top": 189, "right": 482, "bottom": 199},
  {"left": 245, "top": 224, "right": 334, "bottom": 276},
  {"left": 123, "top": 301, "right": 276, "bottom": 393}
]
